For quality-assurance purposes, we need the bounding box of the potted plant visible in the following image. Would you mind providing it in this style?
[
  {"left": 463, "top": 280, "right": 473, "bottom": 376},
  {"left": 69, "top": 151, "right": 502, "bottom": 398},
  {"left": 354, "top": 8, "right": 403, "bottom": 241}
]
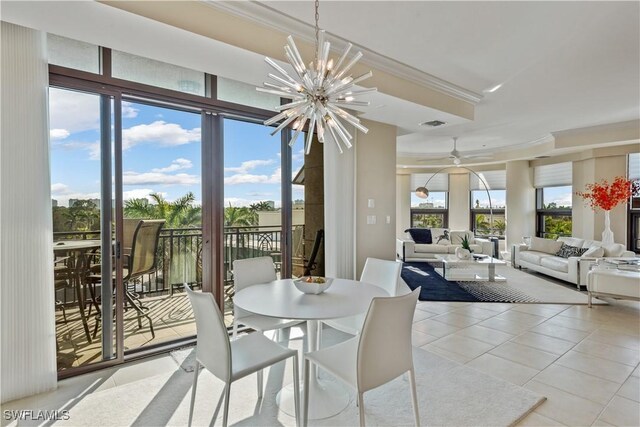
[{"left": 455, "top": 235, "right": 473, "bottom": 260}]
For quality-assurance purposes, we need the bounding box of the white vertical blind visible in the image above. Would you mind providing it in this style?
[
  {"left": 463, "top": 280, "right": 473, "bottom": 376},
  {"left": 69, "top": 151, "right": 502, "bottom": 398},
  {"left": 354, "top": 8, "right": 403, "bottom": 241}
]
[
  {"left": 1, "top": 22, "right": 57, "bottom": 403},
  {"left": 534, "top": 162, "right": 573, "bottom": 188},
  {"left": 629, "top": 153, "right": 640, "bottom": 180},
  {"left": 470, "top": 170, "right": 506, "bottom": 190},
  {"left": 324, "top": 135, "right": 355, "bottom": 279},
  {"left": 411, "top": 173, "right": 449, "bottom": 191}
]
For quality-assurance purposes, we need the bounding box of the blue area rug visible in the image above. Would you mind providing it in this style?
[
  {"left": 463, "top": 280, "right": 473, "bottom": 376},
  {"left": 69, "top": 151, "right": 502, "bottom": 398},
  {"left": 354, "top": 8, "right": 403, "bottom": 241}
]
[
  {"left": 401, "top": 262, "right": 539, "bottom": 303},
  {"left": 401, "top": 262, "right": 480, "bottom": 302}
]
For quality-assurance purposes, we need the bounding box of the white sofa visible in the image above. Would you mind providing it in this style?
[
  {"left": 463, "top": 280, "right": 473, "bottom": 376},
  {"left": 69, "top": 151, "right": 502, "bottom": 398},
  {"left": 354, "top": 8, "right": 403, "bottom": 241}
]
[
  {"left": 587, "top": 268, "right": 640, "bottom": 307},
  {"left": 514, "top": 236, "right": 636, "bottom": 287},
  {"left": 397, "top": 229, "right": 494, "bottom": 262}
]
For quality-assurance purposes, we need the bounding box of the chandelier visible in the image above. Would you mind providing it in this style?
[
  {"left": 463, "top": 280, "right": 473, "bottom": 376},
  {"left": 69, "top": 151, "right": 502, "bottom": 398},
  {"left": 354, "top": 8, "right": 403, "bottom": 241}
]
[{"left": 257, "top": 0, "right": 376, "bottom": 154}]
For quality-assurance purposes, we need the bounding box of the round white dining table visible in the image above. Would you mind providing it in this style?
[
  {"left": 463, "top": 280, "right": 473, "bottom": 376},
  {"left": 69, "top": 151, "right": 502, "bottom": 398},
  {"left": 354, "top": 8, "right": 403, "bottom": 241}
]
[{"left": 233, "top": 278, "right": 388, "bottom": 420}]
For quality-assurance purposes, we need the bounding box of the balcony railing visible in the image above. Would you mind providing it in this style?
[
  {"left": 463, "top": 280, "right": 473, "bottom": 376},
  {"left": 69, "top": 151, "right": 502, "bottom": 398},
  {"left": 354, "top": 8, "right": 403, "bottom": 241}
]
[{"left": 53, "top": 224, "right": 300, "bottom": 305}]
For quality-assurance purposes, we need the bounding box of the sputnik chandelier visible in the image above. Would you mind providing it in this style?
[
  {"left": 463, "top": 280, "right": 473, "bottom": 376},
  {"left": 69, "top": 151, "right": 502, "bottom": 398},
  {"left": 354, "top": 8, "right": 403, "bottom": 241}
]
[{"left": 257, "top": 0, "right": 376, "bottom": 154}]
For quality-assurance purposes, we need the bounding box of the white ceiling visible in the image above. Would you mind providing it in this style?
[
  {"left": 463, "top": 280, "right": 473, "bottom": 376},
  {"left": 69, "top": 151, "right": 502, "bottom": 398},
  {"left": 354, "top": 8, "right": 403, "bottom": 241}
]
[
  {"left": 3, "top": 1, "right": 639, "bottom": 167},
  {"left": 260, "top": 1, "right": 640, "bottom": 163}
]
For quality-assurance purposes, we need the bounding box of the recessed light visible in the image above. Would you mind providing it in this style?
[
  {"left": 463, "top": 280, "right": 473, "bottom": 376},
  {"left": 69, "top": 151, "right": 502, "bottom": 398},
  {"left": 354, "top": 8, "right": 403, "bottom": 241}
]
[{"left": 419, "top": 120, "right": 446, "bottom": 127}]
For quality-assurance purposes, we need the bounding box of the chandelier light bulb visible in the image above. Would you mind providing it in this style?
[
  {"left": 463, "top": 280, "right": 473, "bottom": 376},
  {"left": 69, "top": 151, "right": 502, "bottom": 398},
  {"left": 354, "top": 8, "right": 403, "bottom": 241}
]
[{"left": 257, "top": 0, "right": 376, "bottom": 155}]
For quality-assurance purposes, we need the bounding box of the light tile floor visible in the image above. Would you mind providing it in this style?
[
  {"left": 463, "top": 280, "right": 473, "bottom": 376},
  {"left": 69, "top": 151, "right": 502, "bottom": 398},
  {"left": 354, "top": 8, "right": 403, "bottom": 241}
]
[
  {"left": 4, "top": 289, "right": 640, "bottom": 426},
  {"left": 413, "top": 298, "right": 640, "bottom": 426}
]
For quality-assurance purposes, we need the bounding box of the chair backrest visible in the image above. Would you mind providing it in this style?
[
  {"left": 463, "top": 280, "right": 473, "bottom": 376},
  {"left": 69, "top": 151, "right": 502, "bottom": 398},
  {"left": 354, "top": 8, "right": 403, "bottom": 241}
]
[
  {"left": 122, "top": 218, "right": 142, "bottom": 253},
  {"left": 128, "top": 220, "right": 165, "bottom": 279},
  {"left": 232, "top": 256, "right": 277, "bottom": 319},
  {"left": 357, "top": 288, "right": 420, "bottom": 392},
  {"left": 304, "top": 229, "right": 324, "bottom": 276},
  {"left": 184, "top": 285, "right": 231, "bottom": 382},
  {"left": 292, "top": 225, "right": 305, "bottom": 259},
  {"left": 360, "top": 258, "right": 402, "bottom": 296}
]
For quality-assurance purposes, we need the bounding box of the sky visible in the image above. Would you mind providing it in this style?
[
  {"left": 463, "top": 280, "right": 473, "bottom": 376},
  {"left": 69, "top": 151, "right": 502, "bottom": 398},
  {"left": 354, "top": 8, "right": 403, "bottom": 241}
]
[{"left": 49, "top": 87, "right": 304, "bottom": 209}]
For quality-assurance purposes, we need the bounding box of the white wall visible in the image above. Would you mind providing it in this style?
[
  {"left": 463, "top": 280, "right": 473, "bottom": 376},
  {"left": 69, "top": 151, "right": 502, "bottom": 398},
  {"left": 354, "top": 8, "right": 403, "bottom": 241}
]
[
  {"left": 505, "top": 160, "right": 536, "bottom": 247},
  {"left": 355, "top": 119, "right": 397, "bottom": 277},
  {"left": 396, "top": 174, "right": 411, "bottom": 237},
  {"left": 1, "top": 21, "right": 57, "bottom": 403},
  {"left": 448, "top": 172, "right": 470, "bottom": 230}
]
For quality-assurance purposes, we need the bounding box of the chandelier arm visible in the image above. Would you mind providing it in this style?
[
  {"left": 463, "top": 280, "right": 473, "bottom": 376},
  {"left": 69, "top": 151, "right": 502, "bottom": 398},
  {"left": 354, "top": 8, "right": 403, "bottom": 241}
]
[{"left": 418, "top": 166, "right": 494, "bottom": 235}]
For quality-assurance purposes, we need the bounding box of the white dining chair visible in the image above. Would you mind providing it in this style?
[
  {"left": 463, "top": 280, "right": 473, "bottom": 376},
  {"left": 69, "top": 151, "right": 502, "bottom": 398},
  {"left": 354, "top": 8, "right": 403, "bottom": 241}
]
[
  {"left": 303, "top": 288, "right": 420, "bottom": 427},
  {"left": 232, "top": 256, "right": 302, "bottom": 340},
  {"left": 323, "top": 258, "right": 403, "bottom": 335},
  {"left": 185, "top": 285, "right": 300, "bottom": 427}
]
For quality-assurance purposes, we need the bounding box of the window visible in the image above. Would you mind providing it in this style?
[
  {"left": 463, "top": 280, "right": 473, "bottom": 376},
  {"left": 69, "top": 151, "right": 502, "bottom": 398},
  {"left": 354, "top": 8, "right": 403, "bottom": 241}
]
[
  {"left": 469, "top": 171, "right": 506, "bottom": 236},
  {"left": 410, "top": 173, "right": 448, "bottom": 228},
  {"left": 628, "top": 153, "right": 640, "bottom": 253},
  {"left": 217, "top": 76, "right": 281, "bottom": 110},
  {"left": 47, "top": 34, "right": 100, "bottom": 73},
  {"left": 534, "top": 162, "right": 572, "bottom": 238},
  {"left": 536, "top": 186, "right": 573, "bottom": 238}
]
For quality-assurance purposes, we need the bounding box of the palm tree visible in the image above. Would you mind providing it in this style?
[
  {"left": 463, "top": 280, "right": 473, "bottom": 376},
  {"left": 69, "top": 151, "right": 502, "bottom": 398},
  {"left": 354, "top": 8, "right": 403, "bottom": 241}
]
[
  {"left": 224, "top": 204, "right": 255, "bottom": 227},
  {"left": 249, "top": 201, "right": 274, "bottom": 212},
  {"left": 124, "top": 192, "right": 199, "bottom": 228}
]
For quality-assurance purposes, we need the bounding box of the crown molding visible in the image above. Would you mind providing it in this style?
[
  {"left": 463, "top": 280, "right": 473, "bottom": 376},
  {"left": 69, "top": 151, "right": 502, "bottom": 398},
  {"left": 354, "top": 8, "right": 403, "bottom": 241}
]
[{"left": 204, "top": 0, "right": 483, "bottom": 104}]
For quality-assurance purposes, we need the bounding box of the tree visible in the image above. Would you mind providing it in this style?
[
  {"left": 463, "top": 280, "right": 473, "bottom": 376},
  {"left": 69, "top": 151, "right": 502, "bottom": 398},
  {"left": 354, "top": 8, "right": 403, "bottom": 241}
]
[
  {"left": 63, "top": 200, "right": 99, "bottom": 231},
  {"left": 224, "top": 204, "right": 255, "bottom": 227},
  {"left": 124, "top": 192, "right": 200, "bottom": 228},
  {"left": 249, "top": 201, "right": 275, "bottom": 212}
]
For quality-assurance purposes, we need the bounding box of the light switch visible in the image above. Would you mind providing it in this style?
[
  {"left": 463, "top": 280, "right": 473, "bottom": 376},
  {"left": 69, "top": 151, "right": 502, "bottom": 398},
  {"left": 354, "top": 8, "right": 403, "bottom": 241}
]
[
  {"left": 367, "top": 215, "right": 377, "bottom": 225},
  {"left": 386, "top": 215, "right": 391, "bottom": 224},
  {"left": 368, "top": 199, "right": 375, "bottom": 208}
]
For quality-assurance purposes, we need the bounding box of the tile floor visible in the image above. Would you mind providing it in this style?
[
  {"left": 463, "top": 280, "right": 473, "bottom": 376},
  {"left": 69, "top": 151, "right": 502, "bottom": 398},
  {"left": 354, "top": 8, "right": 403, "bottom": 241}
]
[{"left": 5, "top": 285, "right": 640, "bottom": 426}]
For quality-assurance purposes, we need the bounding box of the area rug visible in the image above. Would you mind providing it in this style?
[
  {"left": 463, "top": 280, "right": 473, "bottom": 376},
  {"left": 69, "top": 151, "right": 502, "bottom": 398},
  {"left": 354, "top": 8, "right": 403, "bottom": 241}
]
[
  {"left": 54, "top": 344, "right": 545, "bottom": 427},
  {"left": 402, "top": 262, "right": 538, "bottom": 303}
]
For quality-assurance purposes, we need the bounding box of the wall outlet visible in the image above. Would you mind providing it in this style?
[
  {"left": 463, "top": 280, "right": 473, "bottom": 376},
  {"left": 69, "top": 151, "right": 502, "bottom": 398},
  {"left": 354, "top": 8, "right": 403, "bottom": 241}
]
[
  {"left": 386, "top": 215, "right": 391, "bottom": 224},
  {"left": 367, "top": 199, "right": 375, "bottom": 208},
  {"left": 367, "top": 215, "right": 376, "bottom": 225}
]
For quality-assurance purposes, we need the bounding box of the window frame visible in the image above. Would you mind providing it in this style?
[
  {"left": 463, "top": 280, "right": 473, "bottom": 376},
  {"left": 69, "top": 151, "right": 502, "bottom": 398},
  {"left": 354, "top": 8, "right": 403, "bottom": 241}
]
[{"left": 535, "top": 187, "right": 573, "bottom": 238}]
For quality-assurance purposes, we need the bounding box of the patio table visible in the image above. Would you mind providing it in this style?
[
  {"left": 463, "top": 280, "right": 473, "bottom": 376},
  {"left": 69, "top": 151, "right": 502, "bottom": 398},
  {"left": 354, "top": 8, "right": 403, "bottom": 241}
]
[
  {"left": 234, "top": 278, "right": 387, "bottom": 420},
  {"left": 54, "top": 239, "right": 101, "bottom": 342}
]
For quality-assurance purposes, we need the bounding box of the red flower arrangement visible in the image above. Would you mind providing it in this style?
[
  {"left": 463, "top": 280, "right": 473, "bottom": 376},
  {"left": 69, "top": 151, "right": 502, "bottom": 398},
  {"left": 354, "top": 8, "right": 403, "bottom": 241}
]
[{"left": 576, "top": 176, "right": 640, "bottom": 211}]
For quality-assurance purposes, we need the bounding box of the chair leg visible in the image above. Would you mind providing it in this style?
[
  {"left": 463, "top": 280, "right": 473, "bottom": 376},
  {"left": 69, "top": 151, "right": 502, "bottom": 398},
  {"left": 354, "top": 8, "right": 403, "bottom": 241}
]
[
  {"left": 303, "top": 358, "right": 310, "bottom": 427},
  {"left": 358, "top": 392, "right": 365, "bottom": 427},
  {"left": 408, "top": 369, "right": 420, "bottom": 427},
  {"left": 232, "top": 321, "right": 238, "bottom": 340},
  {"left": 588, "top": 292, "right": 593, "bottom": 308},
  {"left": 293, "top": 354, "right": 300, "bottom": 427},
  {"left": 257, "top": 369, "right": 263, "bottom": 399},
  {"left": 188, "top": 361, "right": 200, "bottom": 427},
  {"left": 222, "top": 383, "right": 231, "bottom": 427}
]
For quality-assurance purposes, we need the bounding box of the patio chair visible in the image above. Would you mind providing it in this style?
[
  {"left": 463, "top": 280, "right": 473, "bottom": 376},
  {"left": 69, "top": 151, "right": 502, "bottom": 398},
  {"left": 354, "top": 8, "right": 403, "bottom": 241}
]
[
  {"left": 92, "top": 219, "right": 165, "bottom": 338},
  {"left": 184, "top": 285, "right": 300, "bottom": 427},
  {"left": 322, "top": 257, "right": 403, "bottom": 335},
  {"left": 303, "top": 289, "right": 421, "bottom": 427},
  {"left": 292, "top": 229, "right": 323, "bottom": 277},
  {"left": 231, "top": 256, "right": 302, "bottom": 340}
]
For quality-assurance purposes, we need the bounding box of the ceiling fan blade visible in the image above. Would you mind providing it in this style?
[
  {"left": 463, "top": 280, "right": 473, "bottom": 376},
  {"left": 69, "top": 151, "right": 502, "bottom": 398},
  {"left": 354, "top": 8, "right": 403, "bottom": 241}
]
[
  {"left": 416, "top": 156, "right": 451, "bottom": 162},
  {"left": 463, "top": 154, "right": 493, "bottom": 160}
]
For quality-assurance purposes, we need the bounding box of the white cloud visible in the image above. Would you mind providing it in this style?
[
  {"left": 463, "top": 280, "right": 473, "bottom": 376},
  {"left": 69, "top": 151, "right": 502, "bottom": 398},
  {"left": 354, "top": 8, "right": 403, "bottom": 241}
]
[
  {"left": 246, "top": 192, "right": 272, "bottom": 197},
  {"left": 151, "top": 158, "right": 193, "bottom": 173},
  {"left": 122, "top": 121, "right": 201, "bottom": 150},
  {"left": 50, "top": 129, "right": 70, "bottom": 140},
  {"left": 121, "top": 101, "right": 139, "bottom": 119},
  {"left": 49, "top": 88, "right": 100, "bottom": 133},
  {"left": 549, "top": 193, "right": 573, "bottom": 207},
  {"left": 224, "top": 159, "right": 274, "bottom": 174},
  {"left": 51, "top": 183, "right": 70, "bottom": 194},
  {"left": 224, "top": 167, "right": 281, "bottom": 185},
  {"left": 123, "top": 171, "right": 200, "bottom": 186}
]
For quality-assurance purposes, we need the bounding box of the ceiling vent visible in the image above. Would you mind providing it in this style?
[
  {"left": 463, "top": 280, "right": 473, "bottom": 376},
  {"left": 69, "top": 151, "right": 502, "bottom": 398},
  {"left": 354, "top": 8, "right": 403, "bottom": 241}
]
[{"left": 420, "top": 120, "right": 446, "bottom": 127}]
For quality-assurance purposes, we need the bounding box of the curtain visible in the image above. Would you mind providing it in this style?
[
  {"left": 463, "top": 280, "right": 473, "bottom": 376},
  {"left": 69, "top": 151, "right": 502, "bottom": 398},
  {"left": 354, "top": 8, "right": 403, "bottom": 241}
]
[
  {"left": 323, "top": 136, "right": 355, "bottom": 280},
  {"left": 1, "top": 22, "right": 57, "bottom": 403},
  {"left": 534, "top": 162, "right": 572, "bottom": 187}
]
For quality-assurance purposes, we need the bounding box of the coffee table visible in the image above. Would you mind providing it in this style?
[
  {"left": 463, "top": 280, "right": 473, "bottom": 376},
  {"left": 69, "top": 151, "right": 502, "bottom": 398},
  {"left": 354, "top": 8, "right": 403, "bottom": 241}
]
[{"left": 434, "top": 254, "right": 506, "bottom": 282}]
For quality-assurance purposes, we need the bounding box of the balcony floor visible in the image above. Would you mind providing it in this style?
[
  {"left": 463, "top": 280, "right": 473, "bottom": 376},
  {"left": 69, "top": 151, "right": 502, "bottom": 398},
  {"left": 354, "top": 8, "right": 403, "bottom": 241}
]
[{"left": 56, "top": 292, "right": 233, "bottom": 371}]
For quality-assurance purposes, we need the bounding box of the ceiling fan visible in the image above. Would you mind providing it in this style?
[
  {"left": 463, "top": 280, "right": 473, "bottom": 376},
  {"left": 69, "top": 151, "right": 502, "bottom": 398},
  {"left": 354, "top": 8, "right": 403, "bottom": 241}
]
[{"left": 417, "top": 137, "right": 492, "bottom": 165}]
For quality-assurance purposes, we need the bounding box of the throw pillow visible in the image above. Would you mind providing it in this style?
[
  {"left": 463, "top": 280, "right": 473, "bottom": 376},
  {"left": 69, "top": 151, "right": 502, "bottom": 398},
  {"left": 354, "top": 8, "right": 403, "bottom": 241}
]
[
  {"left": 581, "top": 246, "right": 605, "bottom": 258},
  {"left": 555, "top": 243, "right": 588, "bottom": 258},
  {"left": 405, "top": 228, "right": 432, "bottom": 244},
  {"left": 529, "top": 236, "right": 564, "bottom": 254},
  {"left": 602, "top": 243, "right": 625, "bottom": 257},
  {"left": 435, "top": 230, "right": 450, "bottom": 244}
]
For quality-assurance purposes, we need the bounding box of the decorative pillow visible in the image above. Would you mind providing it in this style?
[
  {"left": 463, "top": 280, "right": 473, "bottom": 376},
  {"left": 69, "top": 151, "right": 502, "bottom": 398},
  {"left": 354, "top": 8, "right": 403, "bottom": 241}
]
[
  {"left": 435, "top": 230, "right": 450, "bottom": 244},
  {"left": 602, "top": 243, "right": 625, "bottom": 257},
  {"left": 529, "top": 236, "right": 564, "bottom": 254},
  {"left": 405, "top": 228, "right": 432, "bottom": 244},
  {"left": 581, "top": 246, "right": 605, "bottom": 258},
  {"left": 555, "top": 243, "right": 588, "bottom": 258},
  {"left": 450, "top": 230, "right": 474, "bottom": 245}
]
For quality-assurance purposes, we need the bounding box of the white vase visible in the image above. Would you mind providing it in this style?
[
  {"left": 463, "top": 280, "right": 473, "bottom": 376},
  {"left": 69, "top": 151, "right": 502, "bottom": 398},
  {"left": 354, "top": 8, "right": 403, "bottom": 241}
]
[
  {"left": 455, "top": 247, "right": 471, "bottom": 260},
  {"left": 602, "top": 210, "right": 614, "bottom": 246}
]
